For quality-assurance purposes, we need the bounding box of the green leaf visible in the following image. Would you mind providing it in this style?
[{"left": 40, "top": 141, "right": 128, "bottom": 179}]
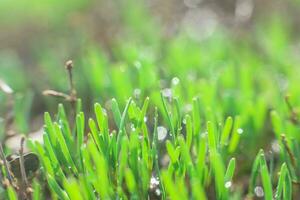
[
  {"left": 220, "top": 116, "right": 233, "bottom": 146},
  {"left": 225, "top": 157, "right": 236, "bottom": 183}
]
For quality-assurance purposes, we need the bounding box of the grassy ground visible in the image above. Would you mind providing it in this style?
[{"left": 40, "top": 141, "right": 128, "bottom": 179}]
[{"left": 1, "top": 0, "right": 300, "bottom": 199}]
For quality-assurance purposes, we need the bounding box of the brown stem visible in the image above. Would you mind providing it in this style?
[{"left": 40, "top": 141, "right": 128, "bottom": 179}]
[
  {"left": 43, "top": 90, "right": 70, "bottom": 100},
  {"left": 19, "top": 137, "right": 28, "bottom": 187},
  {"left": 281, "top": 134, "right": 297, "bottom": 169},
  {"left": 285, "top": 95, "right": 299, "bottom": 125},
  {"left": 0, "top": 144, "right": 13, "bottom": 185}
]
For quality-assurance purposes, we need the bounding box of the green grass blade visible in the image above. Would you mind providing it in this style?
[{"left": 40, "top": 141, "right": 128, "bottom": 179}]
[{"left": 220, "top": 116, "right": 233, "bottom": 146}]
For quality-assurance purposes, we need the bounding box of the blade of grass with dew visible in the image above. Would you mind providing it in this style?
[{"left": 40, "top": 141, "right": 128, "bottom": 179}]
[
  {"left": 249, "top": 149, "right": 264, "bottom": 197},
  {"left": 47, "top": 174, "right": 70, "bottom": 200},
  {"left": 138, "top": 97, "right": 149, "bottom": 127},
  {"left": 152, "top": 107, "right": 166, "bottom": 199},
  {"left": 34, "top": 141, "right": 55, "bottom": 177},
  {"left": 160, "top": 93, "right": 175, "bottom": 143},
  {"left": 116, "top": 98, "right": 132, "bottom": 156},
  {"left": 275, "top": 163, "right": 288, "bottom": 200},
  {"left": 57, "top": 104, "right": 73, "bottom": 145},
  {"left": 43, "top": 134, "right": 66, "bottom": 179},
  {"left": 94, "top": 103, "right": 109, "bottom": 143},
  {"left": 185, "top": 114, "right": 193, "bottom": 150},
  {"left": 207, "top": 121, "right": 217, "bottom": 153},
  {"left": 211, "top": 151, "right": 227, "bottom": 199},
  {"left": 221, "top": 116, "right": 233, "bottom": 146},
  {"left": 44, "top": 112, "right": 58, "bottom": 149},
  {"left": 166, "top": 140, "right": 180, "bottom": 164},
  {"left": 76, "top": 112, "right": 85, "bottom": 171},
  {"left": 228, "top": 116, "right": 242, "bottom": 153},
  {"left": 260, "top": 152, "right": 273, "bottom": 200},
  {"left": 225, "top": 157, "right": 236, "bottom": 182},
  {"left": 88, "top": 118, "right": 102, "bottom": 153},
  {"left": 54, "top": 122, "right": 78, "bottom": 175}
]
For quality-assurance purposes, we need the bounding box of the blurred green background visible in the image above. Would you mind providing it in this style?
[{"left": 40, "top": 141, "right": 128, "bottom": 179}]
[{"left": 1, "top": 0, "right": 300, "bottom": 134}]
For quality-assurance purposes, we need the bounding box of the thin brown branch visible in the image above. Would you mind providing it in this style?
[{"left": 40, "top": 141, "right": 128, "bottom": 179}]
[
  {"left": 281, "top": 134, "right": 297, "bottom": 169},
  {"left": 0, "top": 144, "right": 13, "bottom": 185},
  {"left": 285, "top": 95, "right": 300, "bottom": 125},
  {"left": 42, "top": 90, "right": 70, "bottom": 100}
]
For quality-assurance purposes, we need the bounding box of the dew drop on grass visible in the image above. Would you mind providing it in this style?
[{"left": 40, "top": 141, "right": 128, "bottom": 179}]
[
  {"left": 171, "top": 77, "right": 180, "bottom": 86},
  {"left": 134, "top": 61, "right": 142, "bottom": 69},
  {"left": 157, "top": 126, "right": 167, "bottom": 141},
  {"left": 201, "top": 132, "right": 208, "bottom": 138},
  {"left": 144, "top": 116, "right": 148, "bottom": 122},
  {"left": 237, "top": 128, "right": 244, "bottom": 135},
  {"left": 271, "top": 140, "right": 280, "bottom": 153},
  {"left": 225, "top": 181, "right": 232, "bottom": 189},
  {"left": 155, "top": 188, "right": 161, "bottom": 196},
  {"left": 150, "top": 176, "right": 160, "bottom": 189},
  {"left": 254, "top": 186, "right": 264, "bottom": 197},
  {"left": 162, "top": 88, "right": 172, "bottom": 98},
  {"left": 133, "top": 88, "right": 141, "bottom": 99},
  {"left": 184, "top": 104, "right": 193, "bottom": 112}
]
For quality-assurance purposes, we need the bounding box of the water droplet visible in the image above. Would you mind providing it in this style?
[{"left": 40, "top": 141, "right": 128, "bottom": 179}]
[
  {"left": 171, "top": 77, "right": 180, "bottom": 86},
  {"left": 225, "top": 181, "right": 232, "bottom": 189},
  {"left": 184, "top": 104, "right": 193, "bottom": 112},
  {"left": 271, "top": 140, "right": 280, "bottom": 153},
  {"left": 201, "top": 132, "right": 208, "bottom": 138},
  {"left": 254, "top": 186, "right": 264, "bottom": 197},
  {"left": 144, "top": 116, "right": 148, "bottom": 122},
  {"left": 237, "top": 128, "right": 244, "bottom": 135},
  {"left": 157, "top": 126, "right": 168, "bottom": 141},
  {"left": 133, "top": 88, "right": 141, "bottom": 99},
  {"left": 150, "top": 176, "right": 160, "bottom": 189},
  {"left": 134, "top": 61, "right": 142, "bottom": 69},
  {"left": 235, "top": 0, "right": 254, "bottom": 22},
  {"left": 182, "top": 8, "right": 218, "bottom": 41},
  {"left": 162, "top": 88, "right": 172, "bottom": 98},
  {"left": 155, "top": 188, "right": 161, "bottom": 196}
]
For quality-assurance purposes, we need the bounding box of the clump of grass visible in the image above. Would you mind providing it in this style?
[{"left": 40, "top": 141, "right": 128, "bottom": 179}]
[{"left": 0, "top": 94, "right": 296, "bottom": 199}]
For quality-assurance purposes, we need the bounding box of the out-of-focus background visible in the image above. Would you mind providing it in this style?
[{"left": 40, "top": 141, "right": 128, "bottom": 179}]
[{"left": 0, "top": 0, "right": 300, "bottom": 137}]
